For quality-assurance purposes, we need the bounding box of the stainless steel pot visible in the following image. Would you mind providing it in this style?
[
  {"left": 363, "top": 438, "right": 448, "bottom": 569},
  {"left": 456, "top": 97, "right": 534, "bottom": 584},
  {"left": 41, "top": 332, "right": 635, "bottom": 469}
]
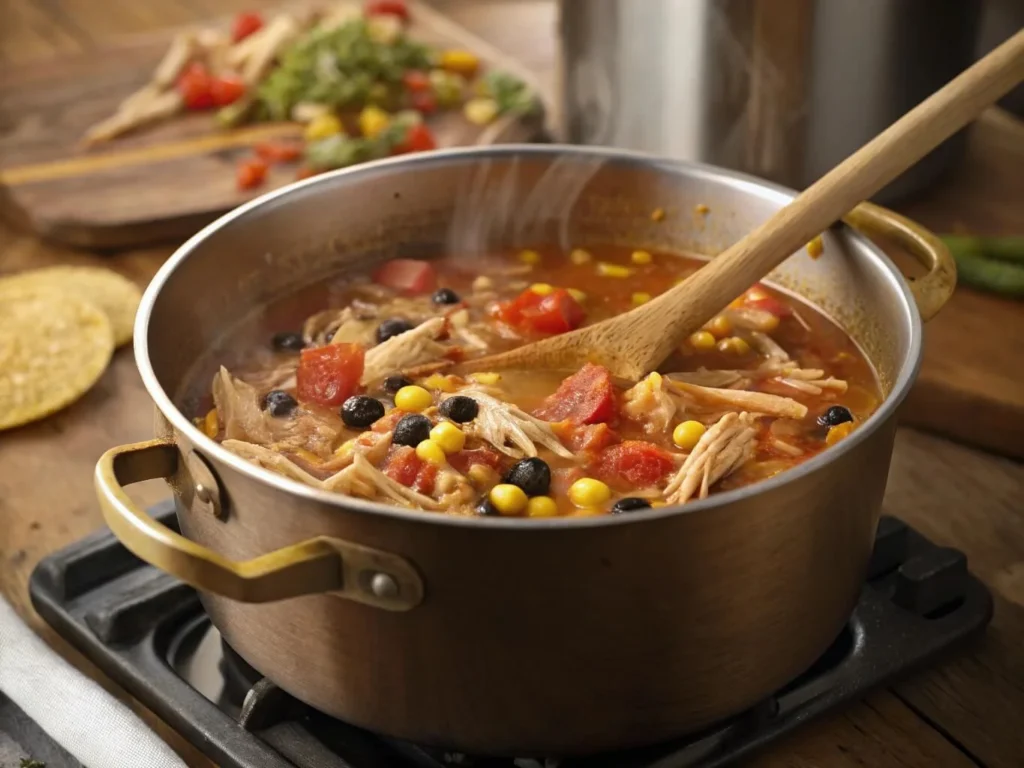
[
  {"left": 558, "top": 0, "right": 982, "bottom": 204},
  {"left": 95, "top": 146, "right": 954, "bottom": 755}
]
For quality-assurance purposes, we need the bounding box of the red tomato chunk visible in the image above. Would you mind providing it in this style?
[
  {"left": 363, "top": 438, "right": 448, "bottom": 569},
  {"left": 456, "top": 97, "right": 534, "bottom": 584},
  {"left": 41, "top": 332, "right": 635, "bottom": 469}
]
[
  {"left": 383, "top": 446, "right": 437, "bottom": 494},
  {"left": 236, "top": 157, "right": 268, "bottom": 190},
  {"left": 557, "top": 422, "right": 619, "bottom": 453},
  {"left": 495, "top": 288, "right": 585, "bottom": 335},
  {"left": 595, "top": 441, "right": 675, "bottom": 488},
  {"left": 392, "top": 123, "right": 437, "bottom": 154},
  {"left": 372, "top": 259, "right": 437, "bottom": 295},
  {"left": 232, "top": 11, "right": 264, "bottom": 42},
  {"left": 447, "top": 447, "right": 503, "bottom": 474},
  {"left": 534, "top": 363, "right": 617, "bottom": 425},
  {"left": 365, "top": 0, "right": 410, "bottom": 21},
  {"left": 296, "top": 343, "right": 365, "bottom": 407}
]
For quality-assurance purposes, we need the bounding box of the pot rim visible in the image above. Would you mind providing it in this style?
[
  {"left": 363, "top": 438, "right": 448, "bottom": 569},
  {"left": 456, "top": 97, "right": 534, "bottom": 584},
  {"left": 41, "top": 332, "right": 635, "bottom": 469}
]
[{"left": 136, "top": 143, "right": 921, "bottom": 529}]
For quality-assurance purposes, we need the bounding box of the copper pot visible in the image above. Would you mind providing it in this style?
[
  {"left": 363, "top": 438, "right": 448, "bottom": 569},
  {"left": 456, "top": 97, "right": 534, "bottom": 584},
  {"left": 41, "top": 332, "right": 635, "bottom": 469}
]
[{"left": 94, "top": 146, "right": 954, "bottom": 755}]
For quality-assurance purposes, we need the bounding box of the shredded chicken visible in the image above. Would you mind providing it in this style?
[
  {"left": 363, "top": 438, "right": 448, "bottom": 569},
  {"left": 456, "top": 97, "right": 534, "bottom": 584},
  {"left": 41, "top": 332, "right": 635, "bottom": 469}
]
[
  {"left": 664, "top": 413, "right": 758, "bottom": 504},
  {"left": 668, "top": 379, "right": 808, "bottom": 420},
  {"left": 212, "top": 367, "right": 274, "bottom": 444},
  {"left": 770, "top": 438, "right": 804, "bottom": 457},
  {"left": 747, "top": 331, "right": 791, "bottom": 364},
  {"left": 361, "top": 317, "right": 447, "bottom": 384},
  {"left": 222, "top": 440, "right": 324, "bottom": 486},
  {"left": 450, "top": 389, "right": 574, "bottom": 459},
  {"left": 322, "top": 453, "right": 440, "bottom": 509},
  {"left": 725, "top": 307, "right": 780, "bottom": 333},
  {"left": 622, "top": 373, "right": 677, "bottom": 434}
]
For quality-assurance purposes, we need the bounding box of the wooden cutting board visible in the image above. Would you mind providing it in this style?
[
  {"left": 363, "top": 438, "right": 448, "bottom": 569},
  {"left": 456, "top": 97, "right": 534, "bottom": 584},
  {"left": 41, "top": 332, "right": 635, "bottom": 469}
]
[
  {"left": 896, "top": 109, "right": 1024, "bottom": 461},
  {"left": 0, "top": 1, "right": 546, "bottom": 249}
]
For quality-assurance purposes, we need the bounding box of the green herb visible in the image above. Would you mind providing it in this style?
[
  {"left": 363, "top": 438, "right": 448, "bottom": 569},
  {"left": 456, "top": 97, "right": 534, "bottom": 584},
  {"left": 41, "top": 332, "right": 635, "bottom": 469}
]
[
  {"left": 477, "top": 71, "right": 540, "bottom": 116},
  {"left": 942, "top": 235, "right": 1024, "bottom": 299},
  {"left": 304, "top": 111, "right": 423, "bottom": 171},
  {"left": 238, "top": 18, "right": 432, "bottom": 123},
  {"left": 20, "top": 759, "right": 46, "bottom": 768}
]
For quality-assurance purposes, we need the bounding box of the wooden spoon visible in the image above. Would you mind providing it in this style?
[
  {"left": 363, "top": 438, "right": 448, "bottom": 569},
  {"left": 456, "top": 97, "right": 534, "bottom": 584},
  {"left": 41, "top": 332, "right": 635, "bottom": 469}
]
[{"left": 455, "top": 28, "right": 1024, "bottom": 382}]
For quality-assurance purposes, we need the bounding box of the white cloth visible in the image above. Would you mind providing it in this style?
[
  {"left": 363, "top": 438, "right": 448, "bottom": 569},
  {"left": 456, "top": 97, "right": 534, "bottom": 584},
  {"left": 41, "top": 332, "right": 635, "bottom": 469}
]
[{"left": 0, "top": 595, "right": 187, "bottom": 768}]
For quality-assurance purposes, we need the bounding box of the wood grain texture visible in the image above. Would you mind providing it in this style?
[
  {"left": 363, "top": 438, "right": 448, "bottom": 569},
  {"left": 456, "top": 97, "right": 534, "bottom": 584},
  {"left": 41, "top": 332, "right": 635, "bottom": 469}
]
[
  {"left": 1, "top": 2, "right": 1022, "bottom": 767},
  {"left": 0, "top": 0, "right": 546, "bottom": 248}
]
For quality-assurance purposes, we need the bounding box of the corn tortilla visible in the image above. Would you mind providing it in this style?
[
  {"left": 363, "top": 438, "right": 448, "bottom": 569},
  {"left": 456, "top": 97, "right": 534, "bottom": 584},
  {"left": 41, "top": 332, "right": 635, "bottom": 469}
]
[
  {"left": 0, "top": 285, "right": 114, "bottom": 431},
  {"left": 0, "top": 266, "right": 141, "bottom": 347}
]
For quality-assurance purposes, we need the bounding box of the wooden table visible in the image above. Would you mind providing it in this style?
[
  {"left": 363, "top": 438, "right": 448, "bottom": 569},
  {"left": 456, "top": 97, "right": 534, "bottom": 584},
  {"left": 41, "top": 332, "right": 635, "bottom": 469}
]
[{"left": 1, "top": 3, "right": 1023, "bottom": 767}]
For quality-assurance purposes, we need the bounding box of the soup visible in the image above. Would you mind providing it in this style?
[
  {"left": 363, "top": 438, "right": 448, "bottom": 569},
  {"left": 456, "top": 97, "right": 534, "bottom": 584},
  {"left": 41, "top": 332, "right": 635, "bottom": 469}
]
[{"left": 187, "top": 246, "right": 880, "bottom": 517}]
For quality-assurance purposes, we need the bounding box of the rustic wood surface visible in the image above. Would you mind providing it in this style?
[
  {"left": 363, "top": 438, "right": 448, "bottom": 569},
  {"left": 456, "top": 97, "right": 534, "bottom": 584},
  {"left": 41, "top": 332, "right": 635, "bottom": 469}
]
[
  {"left": 1, "top": 2, "right": 1022, "bottom": 767},
  {"left": 0, "top": 0, "right": 546, "bottom": 249}
]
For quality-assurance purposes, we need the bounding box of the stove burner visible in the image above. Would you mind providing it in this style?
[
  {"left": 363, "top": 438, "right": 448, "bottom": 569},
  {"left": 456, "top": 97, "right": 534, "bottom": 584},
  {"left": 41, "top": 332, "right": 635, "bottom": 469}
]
[{"left": 28, "top": 502, "right": 992, "bottom": 768}]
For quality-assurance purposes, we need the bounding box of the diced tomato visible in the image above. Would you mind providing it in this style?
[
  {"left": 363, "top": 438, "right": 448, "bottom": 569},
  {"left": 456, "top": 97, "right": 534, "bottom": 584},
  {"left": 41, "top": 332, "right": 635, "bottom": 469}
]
[
  {"left": 296, "top": 343, "right": 365, "bottom": 407},
  {"left": 176, "top": 62, "right": 215, "bottom": 110},
  {"left": 295, "top": 166, "right": 319, "bottom": 181},
  {"left": 402, "top": 70, "right": 431, "bottom": 92},
  {"left": 533, "top": 363, "right": 618, "bottom": 425},
  {"left": 210, "top": 74, "right": 246, "bottom": 107},
  {"left": 232, "top": 11, "right": 264, "bottom": 42},
  {"left": 495, "top": 288, "right": 585, "bottom": 335},
  {"left": 447, "top": 447, "right": 503, "bottom": 474},
  {"left": 443, "top": 346, "right": 466, "bottom": 362},
  {"left": 364, "top": 0, "right": 410, "bottom": 21},
  {"left": 372, "top": 409, "right": 406, "bottom": 433},
  {"left": 558, "top": 422, "right": 619, "bottom": 453},
  {"left": 410, "top": 90, "right": 437, "bottom": 114},
  {"left": 392, "top": 123, "right": 437, "bottom": 155},
  {"left": 255, "top": 141, "right": 303, "bottom": 163},
  {"left": 382, "top": 446, "right": 437, "bottom": 494},
  {"left": 372, "top": 259, "right": 437, "bottom": 295},
  {"left": 236, "top": 157, "right": 268, "bottom": 190},
  {"left": 595, "top": 441, "right": 675, "bottom": 488}
]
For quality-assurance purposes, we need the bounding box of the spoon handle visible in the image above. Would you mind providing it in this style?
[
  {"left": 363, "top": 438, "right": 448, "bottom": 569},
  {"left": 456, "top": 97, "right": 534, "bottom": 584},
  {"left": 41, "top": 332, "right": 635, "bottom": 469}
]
[{"left": 633, "top": 27, "right": 1024, "bottom": 368}]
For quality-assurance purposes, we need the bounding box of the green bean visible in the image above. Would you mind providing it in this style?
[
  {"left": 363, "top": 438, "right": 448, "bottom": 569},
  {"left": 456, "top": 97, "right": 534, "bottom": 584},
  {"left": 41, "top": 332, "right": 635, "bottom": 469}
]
[{"left": 943, "top": 236, "right": 1024, "bottom": 298}]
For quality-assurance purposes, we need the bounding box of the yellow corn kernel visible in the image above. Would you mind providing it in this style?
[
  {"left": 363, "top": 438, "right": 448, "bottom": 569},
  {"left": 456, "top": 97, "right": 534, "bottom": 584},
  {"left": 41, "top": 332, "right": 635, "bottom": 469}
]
[
  {"left": 717, "top": 336, "right": 752, "bottom": 355},
  {"left": 695, "top": 203, "right": 710, "bottom": 215},
  {"left": 292, "top": 448, "right": 322, "bottom": 465},
  {"left": 596, "top": 262, "right": 633, "bottom": 278},
  {"left": 202, "top": 408, "right": 219, "bottom": 438},
  {"left": 469, "top": 372, "right": 501, "bottom": 386},
  {"left": 420, "top": 373, "right": 458, "bottom": 393},
  {"left": 631, "top": 249, "right": 653, "bottom": 265},
  {"left": 689, "top": 330, "right": 717, "bottom": 351},
  {"left": 567, "top": 288, "right": 587, "bottom": 303},
  {"left": 672, "top": 420, "right": 706, "bottom": 450},
  {"left": 304, "top": 113, "right": 344, "bottom": 141},
  {"left": 569, "top": 506, "right": 604, "bottom": 517},
  {"left": 416, "top": 439, "right": 447, "bottom": 465},
  {"left": 705, "top": 314, "right": 732, "bottom": 338},
  {"left": 648, "top": 372, "right": 664, "bottom": 387},
  {"left": 568, "top": 477, "right": 611, "bottom": 508},
  {"left": 570, "top": 248, "right": 592, "bottom": 265},
  {"left": 358, "top": 105, "right": 391, "bottom": 139},
  {"left": 807, "top": 235, "right": 824, "bottom": 259},
  {"left": 530, "top": 283, "right": 555, "bottom": 296},
  {"left": 429, "top": 421, "right": 466, "bottom": 454},
  {"left": 468, "top": 463, "right": 498, "bottom": 489},
  {"left": 632, "top": 291, "right": 652, "bottom": 305},
  {"left": 651, "top": 207, "right": 666, "bottom": 222},
  {"left": 526, "top": 495, "right": 559, "bottom": 518},
  {"left": 489, "top": 483, "right": 529, "bottom": 515},
  {"left": 826, "top": 421, "right": 855, "bottom": 447},
  {"left": 650, "top": 500, "right": 668, "bottom": 508},
  {"left": 518, "top": 249, "right": 541, "bottom": 265},
  {"left": 464, "top": 97, "right": 499, "bottom": 126},
  {"left": 333, "top": 438, "right": 356, "bottom": 457},
  {"left": 394, "top": 385, "right": 433, "bottom": 412},
  {"left": 440, "top": 48, "right": 480, "bottom": 76}
]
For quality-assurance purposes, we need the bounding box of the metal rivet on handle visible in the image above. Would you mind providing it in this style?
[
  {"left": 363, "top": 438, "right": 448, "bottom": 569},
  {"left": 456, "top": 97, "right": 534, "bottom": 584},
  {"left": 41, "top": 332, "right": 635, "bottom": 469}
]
[
  {"left": 186, "top": 451, "right": 224, "bottom": 520},
  {"left": 369, "top": 572, "right": 400, "bottom": 600}
]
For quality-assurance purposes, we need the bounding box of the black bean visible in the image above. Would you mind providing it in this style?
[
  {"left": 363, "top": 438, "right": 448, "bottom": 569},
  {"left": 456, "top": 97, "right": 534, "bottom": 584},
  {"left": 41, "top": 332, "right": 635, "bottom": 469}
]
[
  {"left": 502, "top": 457, "right": 551, "bottom": 497},
  {"left": 271, "top": 331, "right": 305, "bottom": 352},
  {"left": 432, "top": 287, "right": 461, "bottom": 305},
  {"left": 439, "top": 395, "right": 479, "bottom": 423},
  {"left": 341, "top": 395, "right": 385, "bottom": 428},
  {"left": 393, "top": 413, "right": 432, "bottom": 447},
  {"left": 262, "top": 390, "right": 298, "bottom": 417},
  {"left": 475, "top": 497, "right": 500, "bottom": 516},
  {"left": 611, "top": 497, "right": 652, "bottom": 515},
  {"left": 376, "top": 318, "right": 414, "bottom": 344},
  {"left": 818, "top": 405, "right": 854, "bottom": 428},
  {"left": 382, "top": 374, "right": 413, "bottom": 394}
]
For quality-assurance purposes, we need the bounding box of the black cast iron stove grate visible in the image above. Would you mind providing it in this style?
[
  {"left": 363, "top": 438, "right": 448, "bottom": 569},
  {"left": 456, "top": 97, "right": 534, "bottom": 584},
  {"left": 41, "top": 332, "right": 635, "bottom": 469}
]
[{"left": 28, "top": 501, "right": 992, "bottom": 768}]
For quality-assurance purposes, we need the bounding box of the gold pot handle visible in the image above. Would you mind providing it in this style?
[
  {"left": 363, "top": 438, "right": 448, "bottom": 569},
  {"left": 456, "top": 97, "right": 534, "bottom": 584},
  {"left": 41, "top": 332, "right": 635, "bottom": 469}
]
[
  {"left": 95, "top": 439, "right": 423, "bottom": 609},
  {"left": 843, "top": 202, "right": 956, "bottom": 322}
]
